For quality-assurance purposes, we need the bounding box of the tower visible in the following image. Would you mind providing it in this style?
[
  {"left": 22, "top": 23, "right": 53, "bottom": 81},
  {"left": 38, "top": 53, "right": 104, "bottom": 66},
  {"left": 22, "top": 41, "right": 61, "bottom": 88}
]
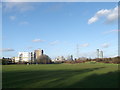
[
  {"left": 70, "top": 55, "right": 73, "bottom": 60},
  {"left": 97, "top": 49, "right": 99, "bottom": 58},
  {"left": 34, "top": 49, "right": 44, "bottom": 63},
  {"left": 30, "top": 52, "right": 34, "bottom": 63},
  {"left": 76, "top": 44, "right": 79, "bottom": 58},
  {"left": 99, "top": 51, "right": 103, "bottom": 58}
]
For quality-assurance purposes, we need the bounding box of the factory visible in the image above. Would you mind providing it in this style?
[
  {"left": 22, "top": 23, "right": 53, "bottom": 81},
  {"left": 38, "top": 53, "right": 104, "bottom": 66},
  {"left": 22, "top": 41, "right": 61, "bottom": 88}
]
[{"left": 12, "top": 49, "right": 44, "bottom": 63}]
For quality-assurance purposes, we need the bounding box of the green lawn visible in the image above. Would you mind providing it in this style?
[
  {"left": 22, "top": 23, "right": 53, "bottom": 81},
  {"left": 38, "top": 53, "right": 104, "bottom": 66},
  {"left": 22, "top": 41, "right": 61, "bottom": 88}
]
[{"left": 2, "top": 63, "right": 119, "bottom": 88}]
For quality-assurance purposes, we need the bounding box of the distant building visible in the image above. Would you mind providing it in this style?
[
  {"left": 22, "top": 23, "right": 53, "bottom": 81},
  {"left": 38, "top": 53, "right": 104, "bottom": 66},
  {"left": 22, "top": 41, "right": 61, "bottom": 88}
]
[
  {"left": 12, "top": 57, "right": 19, "bottom": 63},
  {"left": 18, "top": 52, "right": 31, "bottom": 62},
  {"left": 55, "top": 56, "right": 65, "bottom": 61},
  {"left": 97, "top": 49, "right": 99, "bottom": 58},
  {"left": 12, "top": 49, "right": 46, "bottom": 63},
  {"left": 67, "top": 55, "right": 73, "bottom": 61},
  {"left": 99, "top": 51, "right": 103, "bottom": 58},
  {"left": 30, "top": 52, "right": 34, "bottom": 63},
  {"left": 34, "top": 49, "right": 44, "bottom": 63},
  {"left": 79, "top": 57, "right": 87, "bottom": 60},
  {"left": 96, "top": 49, "right": 104, "bottom": 58}
]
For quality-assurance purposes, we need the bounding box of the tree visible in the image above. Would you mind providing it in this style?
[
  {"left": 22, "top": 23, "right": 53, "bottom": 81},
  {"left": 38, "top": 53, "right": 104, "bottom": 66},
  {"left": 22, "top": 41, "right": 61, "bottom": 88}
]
[
  {"left": 112, "top": 56, "right": 120, "bottom": 64},
  {"left": 2, "top": 57, "right": 12, "bottom": 65},
  {"left": 37, "top": 54, "right": 52, "bottom": 64}
]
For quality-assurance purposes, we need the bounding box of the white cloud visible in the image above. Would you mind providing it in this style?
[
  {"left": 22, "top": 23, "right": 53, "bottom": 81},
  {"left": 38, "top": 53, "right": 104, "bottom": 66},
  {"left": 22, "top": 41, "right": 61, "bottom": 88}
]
[
  {"left": 0, "top": 48, "right": 15, "bottom": 52},
  {"left": 101, "top": 43, "right": 110, "bottom": 48},
  {"left": 79, "top": 51, "right": 96, "bottom": 58},
  {"left": 9, "top": 16, "right": 16, "bottom": 20},
  {"left": 27, "top": 46, "right": 33, "bottom": 49},
  {"left": 3, "top": 2, "right": 34, "bottom": 13},
  {"left": 19, "top": 21, "right": 29, "bottom": 25},
  {"left": 32, "top": 39, "right": 44, "bottom": 42},
  {"left": 80, "top": 43, "right": 89, "bottom": 47},
  {"left": 50, "top": 40, "right": 59, "bottom": 45},
  {"left": 0, "top": 3, "right": 2, "bottom": 8},
  {"left": 103, "top": 29, "right": 120, "bottom": 34},
  {"left": 88, "top": 16, "right": 98, "bottom": 24},
  {"left": 88, "top": 6, "right": 118, "bottom": 24}
]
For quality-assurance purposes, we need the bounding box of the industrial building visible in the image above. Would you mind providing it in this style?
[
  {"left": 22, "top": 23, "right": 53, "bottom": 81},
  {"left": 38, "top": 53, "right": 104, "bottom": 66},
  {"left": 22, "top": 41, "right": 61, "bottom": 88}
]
[
  {"left": 13, "top": 49, "right": 44, "bottom": 63},
  {"left": 12, "top": 57, "right": 19, "bottom": 63},
  {"left": 34, "top": 49, "right": 43, "bottom": 61},
  {"left": 55, "top": 56, "right": 65, "bottom": 61},
  {"left": 18, "top": 52, "right": 31, "bottom": 62}
]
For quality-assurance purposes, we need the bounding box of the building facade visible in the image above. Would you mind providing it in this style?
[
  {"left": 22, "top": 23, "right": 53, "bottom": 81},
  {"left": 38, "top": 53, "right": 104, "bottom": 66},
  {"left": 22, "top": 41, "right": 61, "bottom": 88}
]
[
  {"left": 18, "top": 52, "right": 31, "bottom": 62},
  {"left": 13, "top": 49, "right": 44, "bottom": 63},
  {"left": 99, "top": 51, "right": 103, "bottom": 58},
  {"left": 34, "top": 49, "right": 44, "bottom": 63},
  {"left": 12, "top": 57, "right": 19, "bottom": 63},
  {"left": 97, "top": 49, "right": 99, "bottom": 58},
  {"left": 96, "top": 49, "right": 104, "bottom": 58}
]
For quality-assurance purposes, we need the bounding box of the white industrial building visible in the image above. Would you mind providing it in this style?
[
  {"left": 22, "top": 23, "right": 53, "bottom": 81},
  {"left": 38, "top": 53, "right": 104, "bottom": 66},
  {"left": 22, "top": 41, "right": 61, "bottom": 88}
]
[
  {"left": 13, "top": 49, "right": 44, "bottom": 63},
  {"left": 55, "top": 56, "right": 65, "bottom": 61},
  {"left": 12, "top": 57, "right": 19, "bottom": 63},
  {"left": 18, "top": 52, "right": 31, "bottom": 62}
]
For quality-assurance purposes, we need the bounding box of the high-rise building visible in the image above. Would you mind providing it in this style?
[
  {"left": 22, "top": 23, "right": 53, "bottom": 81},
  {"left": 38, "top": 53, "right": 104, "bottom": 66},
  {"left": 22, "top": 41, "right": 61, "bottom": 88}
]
[
  {"left": 34, "top": 49, "right": 44, "bottom": 63},
  {"left": 97, "top": 49, "right": 99, "bottom": 58},
  {"left": 99, "top": 51, "right": 103, "bottom": 58},
  {"left": 30, "top": 52, "right": 34, "bottom": 63},
  {"left": 96, "top": 49, "right": 104, "bottom": 58}
]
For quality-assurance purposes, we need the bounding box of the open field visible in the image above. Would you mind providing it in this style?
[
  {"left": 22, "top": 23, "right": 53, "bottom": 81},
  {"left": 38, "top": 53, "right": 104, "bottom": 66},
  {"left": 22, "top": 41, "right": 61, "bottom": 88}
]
[{"left": 2, "top": 63, "right": 119, "bottom": 88}]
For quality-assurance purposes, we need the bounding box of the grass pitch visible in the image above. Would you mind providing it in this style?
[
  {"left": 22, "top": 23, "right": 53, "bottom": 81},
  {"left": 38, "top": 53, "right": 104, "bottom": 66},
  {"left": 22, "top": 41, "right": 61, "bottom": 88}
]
[{"left": 2, "top": 63, "right": 119, "bottom": 88}]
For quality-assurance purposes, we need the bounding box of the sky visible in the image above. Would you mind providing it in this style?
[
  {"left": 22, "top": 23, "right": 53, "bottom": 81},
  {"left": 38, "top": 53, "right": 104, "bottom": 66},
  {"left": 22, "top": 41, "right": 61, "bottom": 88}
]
[
  {"left": 1, "top": 2, "right": 119, "bottom": 59},
  {"left": 2, "top": 0, "right": 120, "bottom": 2}
]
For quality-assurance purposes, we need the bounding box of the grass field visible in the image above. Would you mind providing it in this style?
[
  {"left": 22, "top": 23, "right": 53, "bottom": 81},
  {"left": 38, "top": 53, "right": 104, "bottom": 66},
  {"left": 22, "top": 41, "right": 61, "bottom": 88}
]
[{"left": 2, "top": 63, "right": 119, "bottom": 88}]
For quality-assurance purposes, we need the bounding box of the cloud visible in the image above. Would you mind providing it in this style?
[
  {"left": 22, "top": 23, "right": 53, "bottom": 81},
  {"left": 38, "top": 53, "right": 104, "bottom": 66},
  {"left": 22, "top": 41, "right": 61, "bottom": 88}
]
[
  {"left": 3, "top": 2, "right": 34, "bottom": 13},
  {"left": 9, "top": 16, "right": 16, "bottom": 20},
  {"left": 0, "top": 3, "right": 2, "bottom": 8},
  {"left": 19, "top": 21, "right": 29, "bottom": 25},
  {"left": 50, "top": 40, "right": 59, "bottom": 45},
  {"left": 79, "top": 51, "right": 97, "bottom": 58},
  {"left": 80, "top": 43, "right": 89, "bottom": 47},
  {"left": 103, "top": 29, "right": 120, "bottom": 34},
  {"left": 0, "top": 48, "right": 15, "bottom": 52},
  {"left": 32, "top": 39, "right": 44, "bottom": 42},
  {"left": 88, "top": 6, "right": 118, "bottom": 24},
  {"left": 45, "top": 3, "right": 64, "bottom": 13},
  {"left": 101, "top": 43, "right": 110, "bottom": 48},
  {"left": 27, "top": 46, "right": 33, "bottom": 49},
  {"left": 88, "top": 16, "right": 98, "bottom": 24}
]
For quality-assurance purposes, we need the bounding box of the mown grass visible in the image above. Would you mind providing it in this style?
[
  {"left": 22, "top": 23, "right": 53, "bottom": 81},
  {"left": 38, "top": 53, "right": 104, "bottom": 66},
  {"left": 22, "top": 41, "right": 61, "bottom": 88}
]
[{"left": 2, "top": 63, "right": 119, "bottom": 88}]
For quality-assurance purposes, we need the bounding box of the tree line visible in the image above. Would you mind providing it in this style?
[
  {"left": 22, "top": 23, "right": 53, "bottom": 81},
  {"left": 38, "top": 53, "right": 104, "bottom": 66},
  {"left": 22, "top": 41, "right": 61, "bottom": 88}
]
[
  {"left": 1, "top": 54, "right": 52, "bottom": 65},
  {"left": 1, "top": 56, "right": 120, "bottom": 65},
  {"left": 52, "top": 56, "right": 120, "bottom": 64}
]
